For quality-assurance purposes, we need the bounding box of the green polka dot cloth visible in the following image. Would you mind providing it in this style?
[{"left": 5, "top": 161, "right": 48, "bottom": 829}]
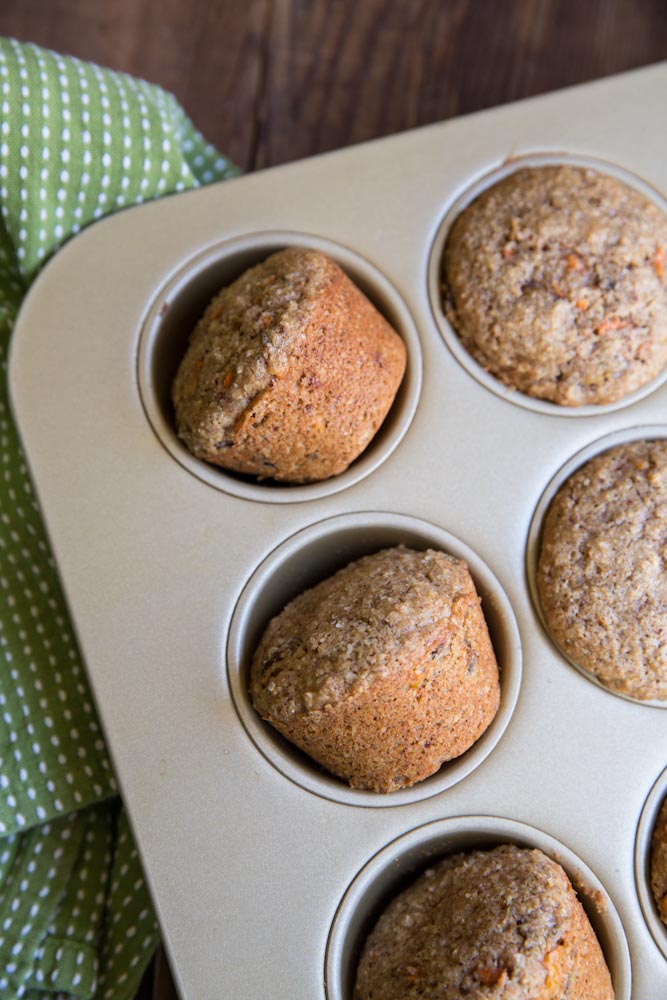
[{"left": 0, "top": 36, "right": 238, "bottom": 998}]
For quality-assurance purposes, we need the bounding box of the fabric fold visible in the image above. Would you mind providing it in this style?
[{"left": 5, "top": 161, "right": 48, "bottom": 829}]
[{"left": 0, "top": 35, "right": 238, "bottom": 998}]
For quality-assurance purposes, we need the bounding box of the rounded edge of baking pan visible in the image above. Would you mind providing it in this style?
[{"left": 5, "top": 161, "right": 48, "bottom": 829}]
[
  {"left": 427, "top": 151, "right": 667, "bottom": 417},
  {"left": 325, "top": 814, "right": 631, "bottom": 1000},
  {"left": 137, "top": 230, "right": 422, "bottom": 502},
  {"left": 226, "top": 511, "right": 521, "bottom": 807}
]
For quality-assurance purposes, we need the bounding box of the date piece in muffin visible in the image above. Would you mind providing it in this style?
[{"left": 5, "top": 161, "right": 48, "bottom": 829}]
[
  {"left": 537, "top": 439, "right": 667, "bottom": 700},
  {"left": 442, "top": 164, "right": 667, "bottom": 406},
  {"left": 354, "top": 844, "right": 614, "bottom": 999},
  {"left": 250, "top": 546, "right": 500, "bottom": 792},
  {"left": 172, "top": 247, "right": 406, "bottom": 483},
  {"left": 651, "top": 796, "right": 667, "bottom": 927}
]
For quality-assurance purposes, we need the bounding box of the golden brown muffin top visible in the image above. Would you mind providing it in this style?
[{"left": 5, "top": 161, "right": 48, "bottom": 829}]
[
  {"left": 250, "top": 546, "right": 478, "bottom": 719},
  {"left": 443, "top": 165, "right": 667, "bottom": 405},
  {"left": 173, "top": 247, "right": 338, "bottom": 433},
  {"left": 537, "top": 439, "right": 667, "bottom": 700},
  {"left": 355, "top": 844, "right": 613, "bottom": 999}
]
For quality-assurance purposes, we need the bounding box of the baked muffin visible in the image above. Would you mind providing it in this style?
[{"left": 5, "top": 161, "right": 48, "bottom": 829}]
[
  {"left": 249, "top": 546, "right": 500, "bottom": 792},
  {"left": 172, "top": 247, "right": 406, "bottom": 482},
  {"left": 442, "top": 164, "right": 667, "bottom": 406},
  {"left": 651, "top": 796, "right": 667, "bottom": 927},
  {"left": 537, "top": 439, "right": 667, "bottom": 700},
  {"left": 354, "top": 844, "right": 614, "bottom": 999}
]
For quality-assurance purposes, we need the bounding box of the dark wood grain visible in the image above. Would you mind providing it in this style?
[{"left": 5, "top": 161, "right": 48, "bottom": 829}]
[
  {"left": 0, "top": 0, "right": 270, "bottom": 168},
  {"left": 2, "top": 0, "right": 667, "bottom": 172},
  {"left": 0, "top": 1, "right": 665, "bottom": 996},
  {"left": 252, "top": 0, "right": 667, "bottom": 167},
  {"left": 148, "top": 944, "right": 181, "bottom": 1000}
]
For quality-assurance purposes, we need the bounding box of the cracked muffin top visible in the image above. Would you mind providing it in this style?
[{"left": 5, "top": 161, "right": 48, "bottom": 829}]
[
  {"left": 172, "top": 247, "right": 406, "bottom": 482},
  {"left": 250, "top": 546, "right": 499, "bottom": 792}
]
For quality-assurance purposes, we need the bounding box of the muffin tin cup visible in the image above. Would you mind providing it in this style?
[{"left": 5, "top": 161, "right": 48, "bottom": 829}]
[
  {"left": 526, "top": 423, "right": 667, "bottom": 708},
  {"left": 137, "top": 230, "right": 422, "bottom": 503},
  {"left": 636, "top": 765, "right": 667, "bottom": 960},
  {"left": 227, "top": 511, "right": 522, "bottom": 806},
  {"left": 427, "top": 151, "right": 667, "bottom": 417},
  {"left": 9, "top": 64, "right": 667, "bottom": 998},
  {"left": 326, "top": 815, "right": 632, "bottom": 1000}
]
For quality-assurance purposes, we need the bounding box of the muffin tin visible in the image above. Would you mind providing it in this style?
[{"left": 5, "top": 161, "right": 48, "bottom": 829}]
[{"left": 8, "top": 63, "right": 667, "bottom": 998}]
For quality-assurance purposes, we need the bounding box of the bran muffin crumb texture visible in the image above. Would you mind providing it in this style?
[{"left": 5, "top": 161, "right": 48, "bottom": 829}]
[
  {"left": 537, "top": 438, "right": 667, "bottom": 701},
  {"left": 354, "top": 844, "right": 614, "bottom": 999},
  {"left": 651, "top": 796, "right": 667, "bottom": 927},
  {"left": 172, "top": 246, "right": 406, "bottom": 482},
  {"left": 250, "top": 546, "right": 500, "bottom": 792},
  {"left": 442, "top": 164, "right": 667, "bottom": 406}
]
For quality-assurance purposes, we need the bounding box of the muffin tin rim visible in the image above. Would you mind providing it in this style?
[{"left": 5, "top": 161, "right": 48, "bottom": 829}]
[
  {"left": 426, "top": 150, "right": 667, "bottom": 417},
  {"left": 226, "top": 509, "right": 522, "bottom": 808},
  {"left": 525, "top": 422, "right": 667, "bottom": 708},
  {"left": 136, "top": 229, "right": 423, "bottom": 504},
  {"left": 325, "top": 813, "right": 632, "bottom": 1000},
  {"left": 635, "top": 764, "right": 667, "bottom": 960}
]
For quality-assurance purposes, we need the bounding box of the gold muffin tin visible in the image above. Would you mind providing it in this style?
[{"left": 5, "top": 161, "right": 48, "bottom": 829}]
[{"left": 10, "top": 63, "right": 667, "bottom": 998}]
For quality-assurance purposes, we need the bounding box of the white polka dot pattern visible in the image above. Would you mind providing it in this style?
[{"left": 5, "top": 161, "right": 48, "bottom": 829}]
[{"left": 0, "top": 36, "right": 236, "bottom": 998}]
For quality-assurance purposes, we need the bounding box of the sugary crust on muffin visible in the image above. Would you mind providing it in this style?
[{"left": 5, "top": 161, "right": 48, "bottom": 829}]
[
  {"left": 354, "top": 844, "right": 614, "bottom": 1000},
  {"left": 250, "top": 546, "right": 500, "bottom": 792},
  {"left": 537, "top": 439, "right": 667, "bottom": 700},
  {"left": 442, "top": 165, "right": 667, "bottom": 405},
  {"left": 171, "top": 247, "right": 406, "bottom": 482},
  {"left": 651, "top": 796, "right": 667, "bottom": 926}
]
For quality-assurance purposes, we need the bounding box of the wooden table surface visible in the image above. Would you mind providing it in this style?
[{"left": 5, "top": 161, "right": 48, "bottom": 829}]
[{"left": 1, "top": 1, "right": 666, "bottom": 996}]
